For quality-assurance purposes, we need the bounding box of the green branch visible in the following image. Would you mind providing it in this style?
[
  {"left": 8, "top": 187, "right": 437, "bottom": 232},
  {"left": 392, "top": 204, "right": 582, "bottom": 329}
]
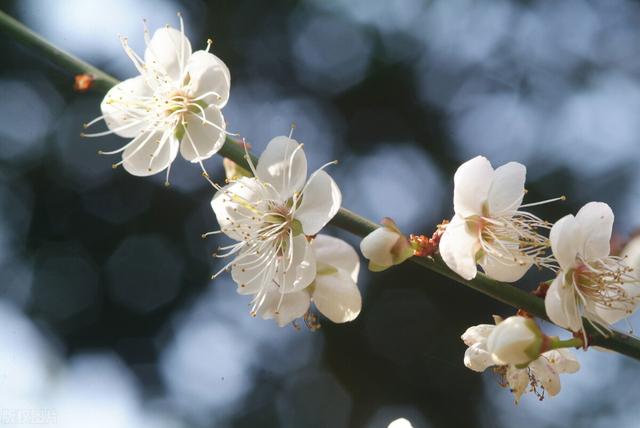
[
  {"left": 3, "top": 9, "right": 640, "bottom": 361},
  {"left": 0, "top": 9, "right": 118, "bottom": 92}
]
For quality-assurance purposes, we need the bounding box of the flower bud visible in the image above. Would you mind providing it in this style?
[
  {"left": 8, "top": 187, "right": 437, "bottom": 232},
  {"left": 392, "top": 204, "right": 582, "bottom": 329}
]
[
  {"left": 486, "top": 316, "right": 543, "bottom": 366},
  {"left": 360, "top": 218, "right": 413, "bottom": 272}
]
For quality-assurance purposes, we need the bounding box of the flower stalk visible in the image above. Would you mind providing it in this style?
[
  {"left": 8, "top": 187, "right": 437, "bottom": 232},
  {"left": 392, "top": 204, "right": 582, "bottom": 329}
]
[
  {"left": 3, "top": 8, "right": 640, "bottom": 361},
  {"left": 548, "top": 336, "right": 584, "bottom": 351}
]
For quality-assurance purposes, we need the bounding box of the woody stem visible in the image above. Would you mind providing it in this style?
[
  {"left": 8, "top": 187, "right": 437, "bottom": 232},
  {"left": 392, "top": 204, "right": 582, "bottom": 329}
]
[{"left": 3, "top": 9, "right": 640, "bottom": 362}]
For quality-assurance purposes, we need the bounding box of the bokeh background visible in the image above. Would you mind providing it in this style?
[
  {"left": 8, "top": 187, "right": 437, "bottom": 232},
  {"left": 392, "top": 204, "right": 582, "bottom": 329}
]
[{"left": 1, "top": 0, "right": 640, "bottom": 427}]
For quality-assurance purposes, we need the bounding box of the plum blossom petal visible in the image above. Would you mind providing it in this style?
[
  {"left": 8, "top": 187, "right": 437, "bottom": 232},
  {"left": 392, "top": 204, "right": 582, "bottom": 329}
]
[
  {"left": 529, "top": 357, "right": 561, "bottom": 397},
  {"left": 622, "top": 235, "right": 640, "bottom": 268},
  {"left": 544, "top": 349, "right": 580, "bottom": 374},
  {"left": 464, "top": 343, "right": 494, "bottom": 372},
  {"left": 480, "top": 249, "right": 532, "bottom": 283},
  {"left": 257, "top": 290, "right": 311, "bottom": 327},
  {"left": 256, "top": 136, "right": 308, "bottom": 200},
  {"left": 180, "top": 106, "right": 226, "bottom": 162},
  {"left": 144, "top": 26, "right": 192, "bottom": 81},
  {"left": 278, "top": 234, "right": 317, "bottom": 293},
  {"left": 100, "top": 76, "right": 152, "bottom": 138},
  {"left": 574, "top": 202, "right": 614, "bottom": 261},
  {"left": 185, "top": 50, "right": 230, "bottom": 107},
  {"left": 461, "top": 324, "right": 494, "bottom": 346},
  {"left": 439, "top": 215, "right": 479, "bottom": 280},
  {"left": 313, "top": 271, "right": 361, "bottom": 323},
  {"left": 122, "top": 130, "right": 179, "bottom": 177},
  {"left": 505, "top": 365, "right": 530, "bottom": 403},
  {"left": 230, "top": 249, "right": 275, "bottom": 296},
  {"left": 545, "top": 275, "right": 582, "bottom": 332},
  {"left": 453, "top": 156, "right": 494, "bottom": 217},
  {"left": 211, "top": 177, "right": 274, "bottom": 241},
  {"left": 295, "top": 170, "right": 341, "bottom": 235},
  {"left": 312, "top": 235, "right": 359, "bottom": 282},
  {"left": 487, "top": 162, "right": 526, "bottom": 216},
  {"left": 549, "top": 214, "right": 581, "bottom": 271}
]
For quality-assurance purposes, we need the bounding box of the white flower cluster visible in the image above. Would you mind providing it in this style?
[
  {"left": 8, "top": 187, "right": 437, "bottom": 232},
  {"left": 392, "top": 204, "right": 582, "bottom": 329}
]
[
  {"left": 462, "top": 316, "right": 579, "bottom": 403},
  {"left": 432, "top": 156, "right": 640, "bottom": 401},
  {"left": 83, "top": 15, "right": 640, "bottom": 404},
  {"left": 86, "top": 17, "right": 362, "bottom": 328},
  {"left": 438, "top": 156, "right": 640, "bottom": 336},
  {"left": 210, "top": 137, "right": 361, "bottom": 326}
]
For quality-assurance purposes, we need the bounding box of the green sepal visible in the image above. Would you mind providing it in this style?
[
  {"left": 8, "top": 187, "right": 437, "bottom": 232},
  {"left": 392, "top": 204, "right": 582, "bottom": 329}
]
[
  {"left": 264, "top": 214, "right": 283, "bottom": 224},
  {"left": 393, "top": 245, "right": 414, "bottom": 265},
  {"left": 188, "top": 99, "right": 209, "bottom": 113},
  {"left": 292, "top": 219, "right": 304, "bottom": 236},
  {"left": 317, "top": 265, "right": 338, "bottom": 276},
  {"left": 174, "top": 123, "right": 185, "bottom": 141},
  {"left": 368, "top": 261, "right": 390, "bottom": 272},
  {"left": 523, "top": 318, "right": 544, "bottom": 361}
]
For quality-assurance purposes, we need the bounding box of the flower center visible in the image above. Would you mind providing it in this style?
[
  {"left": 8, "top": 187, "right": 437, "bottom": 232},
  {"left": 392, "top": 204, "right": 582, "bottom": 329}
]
[
  {"left": 467, "top": 212, "right": 553, "bottom": 269},
  {"left": 262, "top": 203, "right": 294, "bottom": 241},
  {"left": 164, "top": 89, "right": 190, "bottom": 113},
  {"left": 571, "top": 257, "right": 638, "bottom": 311}
]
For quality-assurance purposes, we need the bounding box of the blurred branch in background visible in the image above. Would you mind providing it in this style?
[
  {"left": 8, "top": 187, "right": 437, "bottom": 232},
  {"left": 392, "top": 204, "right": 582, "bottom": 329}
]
[
  {"left": 0, "top": 9, "right": 118, "bottom": 92},
  {"left": 2, "top": 7, "right": 639, "bottom": 361}
]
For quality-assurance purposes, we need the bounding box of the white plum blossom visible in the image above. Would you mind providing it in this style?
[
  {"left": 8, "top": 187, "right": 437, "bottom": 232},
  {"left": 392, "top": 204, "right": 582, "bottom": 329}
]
[
  {"left": 360, "top": 217, "right": 413, "bottom": 272},
  {"left": 462, "top": 321, "right": 580, "bottom": 403},
  {"left": 257, "top": 234, "right": 362, "bottom": 326},
  {"left": 545, "top": 202, "right": 640, "bottom": 335},
  {"left": 210, "top": 136, "right": 341, "bottom": 320},
  {"left": 440, "top": 156, "right": 555, "bottom": 282},
  {"left": 83, "top": 14, "right": 230, "bottom": 181}
]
